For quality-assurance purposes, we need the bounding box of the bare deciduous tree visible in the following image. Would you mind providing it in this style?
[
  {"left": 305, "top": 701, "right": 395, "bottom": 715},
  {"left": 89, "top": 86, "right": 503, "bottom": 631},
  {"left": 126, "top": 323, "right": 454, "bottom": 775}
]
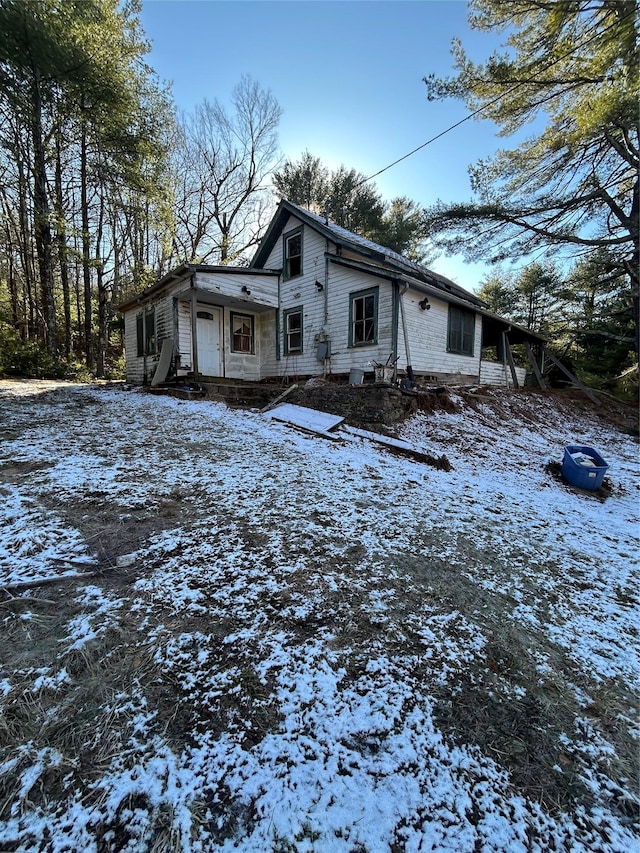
[{"left": 170, "top": 76, "right": 282, "bottom": 265}]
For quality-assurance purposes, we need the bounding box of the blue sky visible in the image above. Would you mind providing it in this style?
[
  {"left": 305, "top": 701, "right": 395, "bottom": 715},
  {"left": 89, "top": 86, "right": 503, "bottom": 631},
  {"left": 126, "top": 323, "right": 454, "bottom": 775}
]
[{"left": 139, "top": 0, "right": 514, "bottom": 288}]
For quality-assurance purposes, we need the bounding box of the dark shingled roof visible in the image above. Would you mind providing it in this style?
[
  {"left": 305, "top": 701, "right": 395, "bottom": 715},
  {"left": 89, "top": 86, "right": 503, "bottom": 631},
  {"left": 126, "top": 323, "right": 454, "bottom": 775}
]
[{"left": 252, "top": 199, "right": 487, "bottom": 308}]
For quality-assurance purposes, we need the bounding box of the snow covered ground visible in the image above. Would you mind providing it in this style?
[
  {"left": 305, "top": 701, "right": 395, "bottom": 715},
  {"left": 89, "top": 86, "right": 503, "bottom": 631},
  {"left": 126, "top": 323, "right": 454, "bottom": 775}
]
[{"left": 0, "top": 379, "right": 638, "bottom": 852}]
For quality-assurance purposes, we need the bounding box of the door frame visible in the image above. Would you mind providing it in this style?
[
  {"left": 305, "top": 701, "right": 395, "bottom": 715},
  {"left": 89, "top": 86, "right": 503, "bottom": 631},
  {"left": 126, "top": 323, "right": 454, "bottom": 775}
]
[{"left": 195, "top": 305, "right": 223, "bottom": 377}]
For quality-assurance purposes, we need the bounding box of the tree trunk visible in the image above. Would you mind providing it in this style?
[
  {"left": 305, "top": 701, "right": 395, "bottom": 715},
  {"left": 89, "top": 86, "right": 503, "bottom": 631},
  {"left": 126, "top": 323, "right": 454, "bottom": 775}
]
[
  {"left": 95, "top": 188, "right": 106, "bottom": 378},
  {"left": 31, "top": 67, "right": 56, "bottom": 354},
  {"left": 54, "top": 128, "right": 72, "bottom": 359},
  {"left": 80, "top": 107, "right": 92, "bottom": 370},
  {"left": 0, "top": 187, "right": 21, "bottom": 329},
  {"left": 16, "top": 120, "right": 36, "bottom": 339}
]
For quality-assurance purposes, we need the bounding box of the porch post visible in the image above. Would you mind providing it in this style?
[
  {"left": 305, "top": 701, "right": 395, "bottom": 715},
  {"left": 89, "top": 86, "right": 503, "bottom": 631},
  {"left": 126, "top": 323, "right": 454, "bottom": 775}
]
[
  {"left": 503, "top": 332, "right": 520, "bottom": 388},
  {"left": 524, "top": 341, "right": 546, "bottom": 390},
  {"left": 190, "top": 278, "right": 199, "bottom": 376}
]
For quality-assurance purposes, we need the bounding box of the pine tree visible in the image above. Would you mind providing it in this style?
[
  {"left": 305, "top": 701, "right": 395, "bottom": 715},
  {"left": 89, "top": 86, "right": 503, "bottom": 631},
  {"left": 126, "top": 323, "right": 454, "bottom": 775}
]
[{"left": 423, "top": 0, "right": 639, "bottom": 353}]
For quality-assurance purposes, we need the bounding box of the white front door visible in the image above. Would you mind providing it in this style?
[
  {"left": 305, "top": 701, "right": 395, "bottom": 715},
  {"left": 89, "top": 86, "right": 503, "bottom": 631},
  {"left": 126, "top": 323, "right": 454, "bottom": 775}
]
[{"left": 196, "top": 309, "right": 221, "bottom": 376}]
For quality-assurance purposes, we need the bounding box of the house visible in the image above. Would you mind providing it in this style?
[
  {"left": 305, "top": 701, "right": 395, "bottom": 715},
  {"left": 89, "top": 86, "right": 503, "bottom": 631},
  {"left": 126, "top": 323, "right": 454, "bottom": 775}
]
[{"left": 119, "top": 200, "right": 546, "bottom": 388}]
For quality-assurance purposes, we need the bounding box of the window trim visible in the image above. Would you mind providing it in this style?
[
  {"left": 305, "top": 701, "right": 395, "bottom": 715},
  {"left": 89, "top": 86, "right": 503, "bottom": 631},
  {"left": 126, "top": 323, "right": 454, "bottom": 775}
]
[
  {"left": 348, "top": 286, "right": 379, "bottom": 347},
  {"left": 447, "top": 304, "right": 475, "bottom": 357},
  {"left": 136, "top": 313, "right": 144, "bottom": 357},
  {"left": 283, "top": 226, "right": 303, "bottom": 280},
  {"left": 230, "top": 311, "right": 255, "bottom": 354},
  {"left": 283, "top": 306, "right": 303, "bottom": 355},
  {"left": 136, "top": 307, "right": 156, "bottom": 356}
]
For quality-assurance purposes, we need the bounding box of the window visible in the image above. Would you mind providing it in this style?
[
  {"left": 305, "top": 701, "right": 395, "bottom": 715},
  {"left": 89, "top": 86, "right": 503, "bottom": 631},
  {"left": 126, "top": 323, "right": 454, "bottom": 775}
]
[
  {"left": 136, "top": 307, "right": 156, "bottom": 356},
  {"left": 284, "top": 307, "right": 303, "bottom": 354},
  {"left": 283, "top": 227, "right": 302, "bottom": 279},
  {"left": 448, "top": 305, "right": 475, "bottom": 356},
  {"left": 349, "top": 287, "right": 378, "bottom": 347},
  {"left": 231, "top": 312, "right": 254, "bottom": 353}
]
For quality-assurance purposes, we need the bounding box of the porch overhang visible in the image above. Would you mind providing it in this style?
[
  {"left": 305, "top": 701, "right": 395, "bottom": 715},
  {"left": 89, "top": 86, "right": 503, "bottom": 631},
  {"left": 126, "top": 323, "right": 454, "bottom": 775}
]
[
  {"left": 479, "top": 311, "right": 546, "bottom": 348},
  {"left": 174, "top": 286, "right": 277, "bottom": 313}
]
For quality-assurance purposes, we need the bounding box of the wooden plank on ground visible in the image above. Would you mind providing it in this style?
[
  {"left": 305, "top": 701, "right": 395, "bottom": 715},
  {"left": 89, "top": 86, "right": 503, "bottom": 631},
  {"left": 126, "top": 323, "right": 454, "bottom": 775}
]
[
  {"left": 151, "top": 338, "right": 173, "bottom": 386},
  {"left": 2, "top": 571, "right": 97, "bottom": 595},
  {"left": 342, "top": 425, "right": 452, "bottom": 470},
  {"left": 267, "top": 403, "right": 345, "bottom": 437}
]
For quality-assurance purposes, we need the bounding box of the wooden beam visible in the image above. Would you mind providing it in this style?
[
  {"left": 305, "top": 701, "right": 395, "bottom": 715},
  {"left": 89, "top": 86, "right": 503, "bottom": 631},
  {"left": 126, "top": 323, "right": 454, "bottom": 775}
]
[
  {"left": 191, "top": 285, "right": 199, "bottom": 376},
  {"left": 503, "top": 332, "right": 519, "bottom": 388},
  {"left": 524, "top": 341, "right": 547, "bottom": 390},
  {"left": 260, "top": 382, "right": 298, "bottom": 413},
  {"left": 543, "top": 346, "right": 600, "bottom": 404}
]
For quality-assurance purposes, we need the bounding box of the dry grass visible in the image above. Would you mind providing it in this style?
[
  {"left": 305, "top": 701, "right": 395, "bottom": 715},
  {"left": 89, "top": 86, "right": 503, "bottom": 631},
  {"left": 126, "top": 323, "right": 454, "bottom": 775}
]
[{"left": 0, "top": 382, "right": 637, "bottom": 849}]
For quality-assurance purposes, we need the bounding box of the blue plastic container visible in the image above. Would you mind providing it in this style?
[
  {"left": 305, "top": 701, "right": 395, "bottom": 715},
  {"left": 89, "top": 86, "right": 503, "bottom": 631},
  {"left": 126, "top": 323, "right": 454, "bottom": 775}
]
[{"left": 561, "top": 444, "right": 609, "bottom": 491}]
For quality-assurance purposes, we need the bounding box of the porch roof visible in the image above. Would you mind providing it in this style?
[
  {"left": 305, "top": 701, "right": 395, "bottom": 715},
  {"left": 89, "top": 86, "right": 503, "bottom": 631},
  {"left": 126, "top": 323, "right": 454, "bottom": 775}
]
[
  {"left": 119, "top": 263, "right": 279, "bottom": 313},
  {"left": 173, "top": 285, "right": 276, "bottom": 313}
]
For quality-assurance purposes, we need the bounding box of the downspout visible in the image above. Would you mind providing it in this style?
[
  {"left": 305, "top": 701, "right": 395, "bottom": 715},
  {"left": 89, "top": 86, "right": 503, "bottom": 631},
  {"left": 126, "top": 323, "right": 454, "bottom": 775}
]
[
  {"left": 398, "top": 281, "right": 414, "bottom": 383},
  {"left": 190, "top": 272, "right": 199, "bottom": 377},
  {"left": 140, "top": 299, "right": 147, "bottom": 384},
  {"left": 275, "top": 272, "right": 281, "bottom": 363},
  {"left": 323, "top": 247, "right": 330, "bottom": 377},
  {"left": 324, "top": 243, "right": 329, "bottom": 325},
  {"left": 478, "top": 314, "right": 484, "bottom": 384},
  {"left": 391, "top": 281, "right": 399, "bottom": 370}
]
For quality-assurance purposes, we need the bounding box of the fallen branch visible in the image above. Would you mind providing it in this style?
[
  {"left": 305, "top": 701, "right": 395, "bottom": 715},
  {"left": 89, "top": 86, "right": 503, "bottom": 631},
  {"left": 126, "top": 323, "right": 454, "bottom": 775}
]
[{"left": 2, "top": 571, "right": 98, "bottom": 595}]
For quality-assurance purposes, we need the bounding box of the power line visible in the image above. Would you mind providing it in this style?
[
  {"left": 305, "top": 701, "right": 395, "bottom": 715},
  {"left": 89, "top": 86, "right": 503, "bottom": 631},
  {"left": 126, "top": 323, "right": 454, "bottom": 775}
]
[
  {"left": 357, "top": 101, "right": 495, "bottom": 188},
  {"left": 354, "top": 6, "right": 634, "bottom": 191}
]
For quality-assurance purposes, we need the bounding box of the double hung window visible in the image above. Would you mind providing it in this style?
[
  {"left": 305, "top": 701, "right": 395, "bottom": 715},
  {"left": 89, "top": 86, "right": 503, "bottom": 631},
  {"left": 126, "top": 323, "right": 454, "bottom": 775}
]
[
  {"left": 231, "top": 312, "right": 254, "bottom": 353},
  {"left": 284, "top": 227, "right": 302, "bottom": 279},
  {"left": 136, "top": 307, "right": 156, "bottom": 356},
  {"left": 349, "top": 287, "right": 378, "bottom": 346},
  {"left": 447, "top": 305, "right": 475, "bottom": 356},
  {"left": 284, "top": 307, "right": 303, "bottom": 354}
]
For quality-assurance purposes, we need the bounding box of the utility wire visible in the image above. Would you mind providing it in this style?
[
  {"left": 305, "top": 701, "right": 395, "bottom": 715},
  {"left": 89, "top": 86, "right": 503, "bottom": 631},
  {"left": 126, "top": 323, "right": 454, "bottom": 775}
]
[
  {"left": 358, "top": 101, "right": 499, "bottom": 188},
  {"left": 354, "top": 6, "right": 634, "bottom": 191}
]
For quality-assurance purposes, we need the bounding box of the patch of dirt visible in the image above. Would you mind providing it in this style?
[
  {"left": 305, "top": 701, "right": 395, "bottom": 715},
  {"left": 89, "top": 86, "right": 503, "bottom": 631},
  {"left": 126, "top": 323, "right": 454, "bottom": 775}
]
[
  {"left": 544, "top": 460, "right": 614, "bottom": 501},
  {"left": 36, "top": 496, "right": 188, "bottom": 572},
  {"left": 0, "top": 460, "right": 54, "bottom": 482}
]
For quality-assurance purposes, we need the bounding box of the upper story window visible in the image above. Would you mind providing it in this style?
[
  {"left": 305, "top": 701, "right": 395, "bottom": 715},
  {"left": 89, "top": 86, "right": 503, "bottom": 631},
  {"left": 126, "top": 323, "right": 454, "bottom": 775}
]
[
  {"left": 283, "top": 227, "right": 303, "bottom": 279},
  {"left": 349, "top": 287, "right": 378, "bottom": 347},
  {"left": 231, "top": 312, "right": 254, "bottom": 353},
  {"left": 448, "top": 305, "right": 475, "bottom": 356},
  {"left": 136, "top": 307, "right": 156, "bottom": 356},
  {"left": 284, "top": 307, "right": 303, "bottom": 354}
]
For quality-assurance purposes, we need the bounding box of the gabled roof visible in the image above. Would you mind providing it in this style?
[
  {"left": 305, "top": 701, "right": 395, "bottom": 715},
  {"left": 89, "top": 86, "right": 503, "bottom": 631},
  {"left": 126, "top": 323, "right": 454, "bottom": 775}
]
[{"left": 252, "top": 199, "right": 487, "bottom": 308}]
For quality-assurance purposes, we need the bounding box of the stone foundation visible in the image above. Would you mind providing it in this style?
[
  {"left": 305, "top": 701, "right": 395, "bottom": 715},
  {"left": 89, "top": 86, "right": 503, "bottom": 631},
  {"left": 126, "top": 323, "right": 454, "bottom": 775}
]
[{"left": 287, "top": 381, "right": 417, "bottom": 428}]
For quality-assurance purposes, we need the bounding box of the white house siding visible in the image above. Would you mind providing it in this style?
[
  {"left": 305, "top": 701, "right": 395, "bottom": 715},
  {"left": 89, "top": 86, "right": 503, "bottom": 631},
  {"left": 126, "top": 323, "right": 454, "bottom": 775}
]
[
  {"left": 190, "top": 270, "right": 277, "bottom": 381},
  {"left": 176, "top": 300, "right": 192, "bottom": 372},
  {"left": 400, "top": 288, "right": 482, "bottom": 381},
  {"left": 323, "top": 264, "right": 394, "bottom": 375},
  {"left": 123, "top": 290, "right": 177, "bottom": 384},
  {"left": 224, "top": 309, "right": 263, "bottom": 381},
  {"left": 260, "top": 216, "right": 395, "bottom": 378},
  {"left": 174, "top": 300, "right": 273, "bottom": 381},
  {"left": 479, "top": 361, "right": 526, "bottom": 387},
  {"left": 261, "top": 217, "right": 329, "bottom": 378},
  {"left": 194, "top": 271, "right": 278, "bottom": 309},
  {"left": 124, "top": 311, "right": 145, "bottom": 384},
  {"left": 124, "top": 270, "right": 280, "bottom": 384}
]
